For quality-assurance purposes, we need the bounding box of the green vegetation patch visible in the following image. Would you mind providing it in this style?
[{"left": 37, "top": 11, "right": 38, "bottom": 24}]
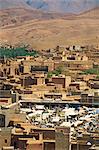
[
  {"left": 47, "top": 67, "right": 62, "bottom": 78},
  {"left": 82, "top": 68, "right": 99, "bottom": 75},
  {"left": 0, "top": 47, "right": 37, "bottom": 58}
]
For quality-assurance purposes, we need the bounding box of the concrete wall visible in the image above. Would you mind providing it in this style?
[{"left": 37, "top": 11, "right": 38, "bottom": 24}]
[
  {"left": 27, "top": 143, "right": 43, "bottom": 150},
  {"left": 0, "top": 128, "right": 12, "bottom": 149},
  {"left": 55, "top": 127, "right": 71, "bottom": 150},
  {"left": 44, "top": 142, "right": 55, "bottom": 150}
]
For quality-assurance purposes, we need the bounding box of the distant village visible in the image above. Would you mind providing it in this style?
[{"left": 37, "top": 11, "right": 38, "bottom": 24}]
[{"left": 0, "top": 44, "right": 99, "bottom": 150}]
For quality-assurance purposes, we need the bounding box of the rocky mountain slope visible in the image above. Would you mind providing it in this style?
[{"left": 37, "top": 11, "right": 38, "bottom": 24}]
[
  {"left": 25, "top": 0, "right": 99, "bottom": 13},
  {"left": 0, "top": 0, "right": 28, "bottom": 9},
  {"left": 0, "top": 0, "right": 99, "bottom": 13}
]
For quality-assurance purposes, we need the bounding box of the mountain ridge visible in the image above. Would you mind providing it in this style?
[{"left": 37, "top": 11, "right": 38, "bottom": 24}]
[
  {"left": 0, "top": 0, "right": 99, "bottom": 14},
  {"left": 25, "top": 0, "right": 99, "bottom": 13}
]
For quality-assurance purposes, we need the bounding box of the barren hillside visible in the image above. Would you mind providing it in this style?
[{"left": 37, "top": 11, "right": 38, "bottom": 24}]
[
  {"left": 0, "top": 7, "right": 99, "bottom": 50},
  {"left": 0, "top": 7, "right": 74, "bottom": 27},
  {"left": 78, "top": 7, "right": 99, "bottom": 19}
]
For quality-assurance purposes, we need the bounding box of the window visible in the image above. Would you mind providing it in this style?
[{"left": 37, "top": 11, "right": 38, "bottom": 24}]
[
  {"left": 5, "top": 139, "right": 7, "bottom": 143},
  {"left": 60, "top": 129, "right": 63, "bottom": 133}
]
